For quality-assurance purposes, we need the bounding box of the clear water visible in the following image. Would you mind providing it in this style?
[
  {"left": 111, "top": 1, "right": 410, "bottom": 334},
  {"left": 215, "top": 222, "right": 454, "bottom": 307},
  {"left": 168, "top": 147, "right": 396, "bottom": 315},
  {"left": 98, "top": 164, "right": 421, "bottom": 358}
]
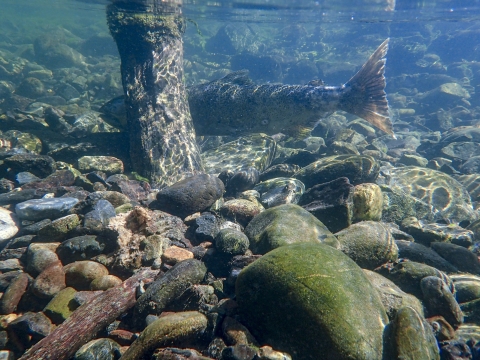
[{"left": 1, "top": 1, "right": 480, "bottom": 130}]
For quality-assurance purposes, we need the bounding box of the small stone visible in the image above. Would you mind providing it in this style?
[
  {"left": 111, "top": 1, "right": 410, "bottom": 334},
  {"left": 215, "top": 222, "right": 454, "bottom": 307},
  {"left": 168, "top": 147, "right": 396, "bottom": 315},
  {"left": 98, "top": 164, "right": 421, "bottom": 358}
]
[
  {"left": 7, "top": 311, "right": 52, "bottom": 347},
  {"left": 0, "top": 259, "right": 23, "bottom": 272},
  {"left": 0, "top": 208, "right": 18, "bottom": 247},
  {"left": 0, "top": 273, "right": 29, "bottom": 314},
  {"left": 215, "top": 229, "right": 249, "bottom": 256},
  {"left": 43, "top": 287, "right": 78, "bottom": 323},
  {"left": 398, "top": 154, "right": 429, "bottom": 167},
  {"left": 352, "top": 183, "right": 383, "bottom": 222},
  {"left": 161, "top": 246, "right": 194, "bottom": 265},
  {"left": 389, "top": 306, "right": 440, "bottom": 359},
  {"left": 36, "top": 214, "right": 80, "bottom": 242},
  {"left": 421, "top": 276, "right": 463, "bottom": 327},
  {"left": 26, "top": 243, "right": 60, "bottom": 277},
  {"left": 32, "top": 260, "right": 66, "bottom": 299},
  {"left": 56, "top": 235, "right": 106, "bottom": 264},
  {"left": 77, "top": 156, "right": 124, "bottom": 175},
  {"left": 335, "top": 221, "right": 398, "bottom": 270},
  {"left": 222, "top": 316, "right": 258, "bottom": 346},
  {"left": 120, "top": 311, "right": 208, "bottom": 360},
  {"left": 257, "top": 346, "right": 292, "bottom": 360},
  {"left": 15, "top": 197, "right": 79, "bottom": 221},
  {"left": 152, "top": 174, "right": 225, "bottom": 219},
  {"left": 90, "top": 275, "right": 122, "bottom": 291},
  {"left": 222, "top": 345, "right": 257, "bottom": 360},
  {"left": 73, "top": 338, "right": 122, "bottom": 360},
  {"left": 64, "top": 261, "right": 109, "bottom": 291},
  {"left": 3, "top": 154, "right": 56, "bottom": 178},
  {"left": 219, "top": 199, "right": 263, "bottom": 227},
  {"left": 431, "top": 242, "right": 480, "bottom": 274},
  {"left": 83, "top": 199, "right": 116, "bottom": 232}
]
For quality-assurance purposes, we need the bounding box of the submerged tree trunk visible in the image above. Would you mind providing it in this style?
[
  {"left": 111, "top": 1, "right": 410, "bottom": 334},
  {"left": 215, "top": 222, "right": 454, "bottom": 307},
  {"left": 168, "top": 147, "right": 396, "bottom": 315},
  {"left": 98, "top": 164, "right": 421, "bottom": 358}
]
[{"left": 106, "top": 0, "right": 203, "bottom": 188}]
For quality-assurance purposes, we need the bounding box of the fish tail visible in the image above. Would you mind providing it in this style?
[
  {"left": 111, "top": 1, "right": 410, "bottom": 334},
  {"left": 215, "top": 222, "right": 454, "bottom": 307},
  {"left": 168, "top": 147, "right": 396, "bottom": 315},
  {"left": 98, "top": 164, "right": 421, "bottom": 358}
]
[{"left": 340, "top": 38, "right": 394, "bottom": 137}]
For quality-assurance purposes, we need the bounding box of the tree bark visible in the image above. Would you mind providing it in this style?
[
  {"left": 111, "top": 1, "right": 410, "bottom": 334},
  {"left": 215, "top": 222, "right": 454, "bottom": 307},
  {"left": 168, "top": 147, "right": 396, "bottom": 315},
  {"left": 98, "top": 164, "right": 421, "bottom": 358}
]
[
  {"left": 19, "top": 268, "right": 157, "bottom": 360},
  {"left": 106, "top": 0, "right": 203, "bottom": 189}
]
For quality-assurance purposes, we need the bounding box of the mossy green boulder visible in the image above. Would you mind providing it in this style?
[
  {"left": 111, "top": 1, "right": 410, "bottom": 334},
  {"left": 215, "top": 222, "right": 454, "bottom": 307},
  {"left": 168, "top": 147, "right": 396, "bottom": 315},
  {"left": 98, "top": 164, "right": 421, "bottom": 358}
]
[
  {"left": 236, "top": 243, "right": 388, "bottom": 360},
  {"left": 244, "top": 204, "right": 339, "bottom": 254}
]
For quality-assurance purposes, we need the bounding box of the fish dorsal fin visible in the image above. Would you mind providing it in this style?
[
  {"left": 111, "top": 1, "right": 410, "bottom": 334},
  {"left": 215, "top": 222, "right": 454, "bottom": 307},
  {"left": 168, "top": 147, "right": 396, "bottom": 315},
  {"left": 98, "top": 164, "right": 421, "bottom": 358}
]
[{"left": 218, "top": 70, "right": 254, "bottom": 86}]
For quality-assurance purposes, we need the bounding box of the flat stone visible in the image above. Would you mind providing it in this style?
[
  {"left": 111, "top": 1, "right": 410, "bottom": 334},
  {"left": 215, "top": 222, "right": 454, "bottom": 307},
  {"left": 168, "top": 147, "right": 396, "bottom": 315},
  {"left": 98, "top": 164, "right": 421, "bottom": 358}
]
[
  {"left": 161, "top": 246, "right": 194, "bottom": 265},
  {"left": 0, "top": 208, "right": 18, "bottom": 246},
  {"left": 15, "top": 197, "right": 79, "bottom": 221}
]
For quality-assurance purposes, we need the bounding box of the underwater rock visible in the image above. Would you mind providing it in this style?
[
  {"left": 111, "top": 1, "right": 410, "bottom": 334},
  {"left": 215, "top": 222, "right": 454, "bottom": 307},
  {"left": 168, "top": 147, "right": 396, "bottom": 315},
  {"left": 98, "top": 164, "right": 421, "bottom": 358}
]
[
  {"left": 335, "top": 221, "right": 398, "bottom": 270},
  {"left": 26, "top": 242, "right": 60, "bottom": 277},
  {"left": 202, "top": 134, "right": 277, "bottom": 176},
  {"left": 375, "top": 260, "right": 454, "bottom": 300},
  {"left": 245, "top": 204, "right": 338, "bottom": 255},
  {"left": 63, "top": 260, "right": 109, "bottom": 291},
  {"left": 15, "top": 197, "right": 79, "bottom": 221},
  {"left": 215, "top": 229, "right": 250, "bottom": 257},
  {"left": 451, "top": 274, "right": 480, "bottom": 304},
  {"left": 152, "top": 174, "right": 224, "bottom": 219},
  {"left": 15, "top": 77, "right": 45, "bottom": 99},
  {"left": 56, "top": 235, "right": 106, "bottom": 265},
  {"left": 430, "top": 242, "right": 480, "bottom": 275},
  {"left": 352, "top": 183, "right": 383, "bottom": 222},
  {"left": 121, "top": 311, "right": 208, "bottom": 360},
  {"left": 395, "top": 240, "right": 458, "bottom": 273},
  {"left": 77, "top": 156, "right": 124, "bottom": 176},
  {"left": 383, "top": 166, "right": 477, "bottom": 223},
  {"left": 33, "top": 32, "right": 87, "bottom": 69},
  {"left": 259, "top": 164, "right": 300, "bottom": 182},
  {"left": 73, "top": 338, "right": 121, "bottom": 360},
  {"left": 363, "top": 269, "right": 424, "bottom": 320},
  {"left": 0, "top": 272, "right": 29, "bottom": 315},
  {"left": 388, "top": 306, "right": 440, "bottom": 360},
  {"left": 83, "top": 199, "right": 116, "bottom": 233},
  {"left": 297, "top": 177, "right": 354, "bottom": 233},
  {"left": 253, "top": 177, "right": 305, "bottom": 209},
  {"left": 0, "top": 208, "right": 18, "bottom": 246},
  {"left": 420, "top": 276, "right": 463, "bottom": 328},
  {"left": 205, "top": 23, "right": 261, "bottom": 55},
  {"left": 224, "top": 167, "right": 260, "bottom": 197},
  {"left": 4, "top": 154, "right": 56, "bottom": 179},
  {"left": 400, "top": 217, "right": 474, "bottom": 247},
  {"left": 31, "top": 260, "right": 65, "bottom": 299},
  {"left": 294, "top": 154, "right": 380, "bottom": 189},
  {"left": 43, "top": 287, "right": 78, "bottom": 324},
  {"left": 36, "top": 214, "right": 80, "bottom": 243},
  {"left": 219, "top": 199, "right": 263, "bottom": 228},
  {"left": 133, "top": 259, "right": 206, "bottom": 326},
  {"left": 236, "top": 242, "right": 388, "bottom": 360}
]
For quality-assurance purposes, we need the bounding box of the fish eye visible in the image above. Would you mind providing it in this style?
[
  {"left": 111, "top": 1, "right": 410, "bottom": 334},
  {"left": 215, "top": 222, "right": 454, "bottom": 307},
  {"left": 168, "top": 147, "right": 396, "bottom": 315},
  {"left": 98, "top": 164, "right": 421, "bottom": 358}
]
[{"left": 261, "top": 119, "right": 268, "bottom": 125}]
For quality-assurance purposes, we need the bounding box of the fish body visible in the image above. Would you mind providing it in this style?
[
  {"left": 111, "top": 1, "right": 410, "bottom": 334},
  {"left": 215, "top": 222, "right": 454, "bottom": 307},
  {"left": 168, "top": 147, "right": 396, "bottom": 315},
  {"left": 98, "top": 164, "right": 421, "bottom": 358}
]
[{"left": 100, "top": 39, "right": 393, "bottom": 138}]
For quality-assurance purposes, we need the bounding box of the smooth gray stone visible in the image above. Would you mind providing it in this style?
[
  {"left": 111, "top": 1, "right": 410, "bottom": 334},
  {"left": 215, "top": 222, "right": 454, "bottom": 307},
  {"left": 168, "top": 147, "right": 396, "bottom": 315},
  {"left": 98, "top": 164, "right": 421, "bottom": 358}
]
[{"left": 15, "top": 197, "right": 79, "bottom": 221}]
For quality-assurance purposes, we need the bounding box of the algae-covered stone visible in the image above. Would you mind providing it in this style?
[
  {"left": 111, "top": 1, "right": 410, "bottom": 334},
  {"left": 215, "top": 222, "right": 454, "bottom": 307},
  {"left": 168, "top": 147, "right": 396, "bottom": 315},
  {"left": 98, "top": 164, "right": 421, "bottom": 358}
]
[
  {"left": 77, "top": 156, "right": 124, "bottom": 175},
  {"left": 352, "top": 183, "right": 383, "bottom": 222},
  {"left": 389, "top": 306, "right": 440, "bottom": 360},
  {"left": 236, "top": 243, "right": 388, "bottom": 360},
  {"left": 451, "top": 274, "right": 480, "bottom": 304},
  {"left": 294, "top": 154, "right": 380, "bottom": 189},
  {"left": 375, "top": 260, "right": 453, "bottom": 300},
  {"left": 37, "top": 214, "right": 80, "bottom": 242},
  {"left": 74, "top": 338, "right": 121, "bottom": 360},
  {"left": 335, "top": 221, "right": 398, "bottom": 270},
  {"left": 120, "top": 311, "right": 208, "bottom": 360},
  {"left": 215, "top": 228, "right": 249, "bottom": 256},
  {"left": 253, "top": 177, "right": 305, "bottom": 208},
  {"left": 202, "top": 134, "right": 276, "bottom": 175},
  {"left": 245, "top": 204, "right": 339, "bottom": 255},
  {"left": 134, "top": 259, "right": 207, "bottom": 325},
  {"left": 383, "top": 166, "right": 476, "bottom": 223},
  {"left": 43, "top": 287, "right": 78, "bottom": 324},
  {"left": 363, "top": 269, "right": 424, "bottom": 320}
]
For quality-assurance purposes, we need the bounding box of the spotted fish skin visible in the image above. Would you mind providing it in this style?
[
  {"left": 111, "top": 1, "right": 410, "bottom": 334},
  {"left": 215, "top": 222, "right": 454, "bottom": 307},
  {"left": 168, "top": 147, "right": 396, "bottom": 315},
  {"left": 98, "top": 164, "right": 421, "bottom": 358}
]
[
  {"left": 100, "top": 40, "right": 393, "bottom": 139},
  {"left": 188, "top": 39, "right": 393, "bottom": 138}
]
